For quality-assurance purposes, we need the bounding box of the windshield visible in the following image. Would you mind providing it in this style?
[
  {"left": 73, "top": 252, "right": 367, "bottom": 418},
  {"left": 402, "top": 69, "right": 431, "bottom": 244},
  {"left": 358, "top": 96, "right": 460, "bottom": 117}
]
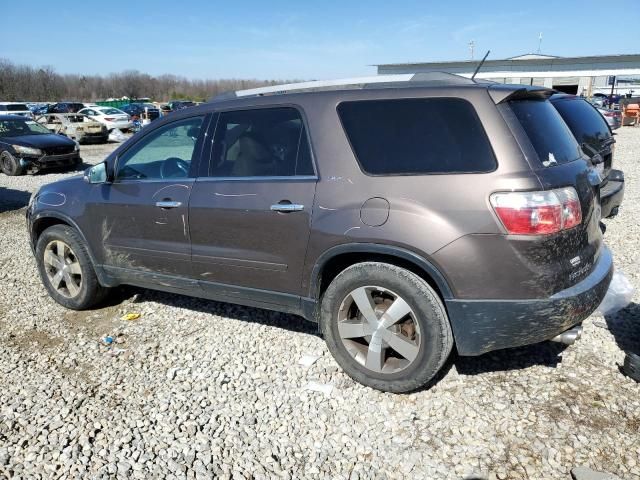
[
  {"left": 510, "top": 99, "right": 582, "bottom": 167},
  {"left": 0, "top": 119, "right": 51, "bottom": 136}
]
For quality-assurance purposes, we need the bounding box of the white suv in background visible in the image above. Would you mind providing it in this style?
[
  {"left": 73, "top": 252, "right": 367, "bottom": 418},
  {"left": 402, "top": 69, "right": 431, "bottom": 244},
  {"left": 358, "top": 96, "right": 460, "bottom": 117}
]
[
  {"left": 0, "top": 102, "right": 33, "bottom": 118},
  {"left": 78, "top": 106, "right": 132, "bottom": 132}
]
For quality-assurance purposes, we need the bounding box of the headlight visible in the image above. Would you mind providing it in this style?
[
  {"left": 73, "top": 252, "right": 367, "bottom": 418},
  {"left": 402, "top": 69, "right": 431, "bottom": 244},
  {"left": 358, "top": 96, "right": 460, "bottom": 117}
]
[{"left": 12, "top": 145, "right": 43, "bottom": 156}]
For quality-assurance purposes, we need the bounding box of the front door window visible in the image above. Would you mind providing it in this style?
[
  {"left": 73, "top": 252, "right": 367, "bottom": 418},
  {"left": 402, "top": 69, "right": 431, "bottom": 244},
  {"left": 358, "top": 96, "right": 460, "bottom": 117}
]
[{"left": 116, "top": 116, "right": 205, "bottom": 181}]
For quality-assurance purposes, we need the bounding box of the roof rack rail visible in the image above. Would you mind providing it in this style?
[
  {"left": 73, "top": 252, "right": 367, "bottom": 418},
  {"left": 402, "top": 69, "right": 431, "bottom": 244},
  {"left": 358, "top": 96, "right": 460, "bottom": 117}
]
[{"left": 209, "top": 72, "right": 477, "bottom": 102}]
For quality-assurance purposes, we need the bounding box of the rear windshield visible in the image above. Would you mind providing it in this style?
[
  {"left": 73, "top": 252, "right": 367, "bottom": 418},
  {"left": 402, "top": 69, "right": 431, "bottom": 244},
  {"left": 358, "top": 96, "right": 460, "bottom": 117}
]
[
  {"left": 338, "top": 98, "right": 496, "bottom": 175},
  {"left": 1, "top": 104, "right": 28, "bottom": 111},
  {"left": 552, "top": 98, "right": 611, "bottom": 150},
  {"left": 510, "top": 99, "right": 582, "bottom": 167}
]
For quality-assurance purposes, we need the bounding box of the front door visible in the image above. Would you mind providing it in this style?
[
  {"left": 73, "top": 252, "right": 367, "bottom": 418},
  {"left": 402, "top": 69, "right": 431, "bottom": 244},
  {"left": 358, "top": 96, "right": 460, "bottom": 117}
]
[
  {"left": 189, "top": 107, "right": 317, "bottom": 303},
  {"left": 90, "top": 115, "right": 208, "bottom": 286}
]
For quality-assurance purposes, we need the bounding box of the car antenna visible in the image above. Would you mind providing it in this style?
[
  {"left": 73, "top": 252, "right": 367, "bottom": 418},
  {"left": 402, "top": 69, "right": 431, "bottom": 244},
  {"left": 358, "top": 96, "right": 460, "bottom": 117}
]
[{"left": 471, "top": 50, "right": 490, "bottom": 81}]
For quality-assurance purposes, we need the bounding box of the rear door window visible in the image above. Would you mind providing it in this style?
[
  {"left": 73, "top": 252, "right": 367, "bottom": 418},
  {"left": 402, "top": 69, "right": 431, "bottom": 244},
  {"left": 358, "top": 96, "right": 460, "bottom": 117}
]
[
  {"left": 509, "top": 99, "right": 582, "bottom": 167},
  {"left": 210, "top": 107, "right": 314, "bottom": 177},
  {"left": 551, "top": 97, "right": 611, "bottom": 151},
  {"left": 337, "top": 98, "right": 496, "bottom": 175}
]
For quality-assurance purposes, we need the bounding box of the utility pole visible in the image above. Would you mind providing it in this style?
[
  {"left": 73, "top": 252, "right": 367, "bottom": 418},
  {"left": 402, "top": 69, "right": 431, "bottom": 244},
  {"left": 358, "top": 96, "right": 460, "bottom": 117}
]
[
  {"left": 537, "top": 32, "right": 543, "bottom": 54},
  {"left": 609, "top": 76, "right": 616, "bottom": 106},
  {"left": 469, "top": 40, "right": 475, "bottom": 60}
]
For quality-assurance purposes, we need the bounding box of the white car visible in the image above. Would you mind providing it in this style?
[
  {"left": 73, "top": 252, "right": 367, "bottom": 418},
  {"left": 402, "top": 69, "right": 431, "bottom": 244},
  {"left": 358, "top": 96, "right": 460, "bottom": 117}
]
[
  {"left": 78, "top": 106, "right": 131, "bottom": 132},
  {"left": 0, "top": 102, "right": 33, "bottom": 118}
]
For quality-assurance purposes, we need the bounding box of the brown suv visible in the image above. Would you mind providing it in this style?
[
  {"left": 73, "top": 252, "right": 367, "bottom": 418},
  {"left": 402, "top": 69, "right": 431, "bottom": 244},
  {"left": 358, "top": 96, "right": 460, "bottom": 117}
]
[{"left": 27, "top": 74, "right": 613, "bottom": 392}]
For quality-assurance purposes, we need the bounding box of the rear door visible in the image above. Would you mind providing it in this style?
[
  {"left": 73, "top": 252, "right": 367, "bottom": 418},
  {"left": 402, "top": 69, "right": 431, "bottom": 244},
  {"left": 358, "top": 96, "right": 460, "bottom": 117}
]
[
  {"left": 506, "top": 98, "right": 603, "bottom": 291},
  {"left": 189, "top": 106, "right": 317, "bottom": 305}
]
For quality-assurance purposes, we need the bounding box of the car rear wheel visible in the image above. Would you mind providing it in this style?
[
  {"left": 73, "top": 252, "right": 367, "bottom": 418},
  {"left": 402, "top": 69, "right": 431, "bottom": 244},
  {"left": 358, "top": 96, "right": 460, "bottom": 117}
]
[
  {"left": 320, "top": 262, "right": 453, "bottom": 393},
  {"left": 36, "top": 225, "right": 109, "bottom": 310},
  {"left": 0, "top": 151, "right": 24, "bottom": 176}
]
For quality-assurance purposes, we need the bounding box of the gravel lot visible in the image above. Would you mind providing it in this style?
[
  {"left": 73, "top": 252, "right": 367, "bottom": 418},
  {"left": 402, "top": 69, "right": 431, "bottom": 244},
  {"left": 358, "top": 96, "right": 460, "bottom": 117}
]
[{"left": 0, "top": 130, "right": 639, "bottom": 480}]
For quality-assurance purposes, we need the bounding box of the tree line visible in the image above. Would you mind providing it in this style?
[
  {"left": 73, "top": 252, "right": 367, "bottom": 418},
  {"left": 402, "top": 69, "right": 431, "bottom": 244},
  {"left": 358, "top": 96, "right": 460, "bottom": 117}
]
[{"left": 0, "top": 59, "right": 295, "bottom": 103}]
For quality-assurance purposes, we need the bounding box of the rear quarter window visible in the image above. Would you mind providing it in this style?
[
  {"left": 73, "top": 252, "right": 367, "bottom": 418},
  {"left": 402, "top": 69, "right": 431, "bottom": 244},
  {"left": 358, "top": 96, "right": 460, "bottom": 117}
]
[
  {"left": 509, "top": 99, "right": 582, "bottom": 167},
  {"left": 337, "top": 98, "right": 496, "bottom": 175}
]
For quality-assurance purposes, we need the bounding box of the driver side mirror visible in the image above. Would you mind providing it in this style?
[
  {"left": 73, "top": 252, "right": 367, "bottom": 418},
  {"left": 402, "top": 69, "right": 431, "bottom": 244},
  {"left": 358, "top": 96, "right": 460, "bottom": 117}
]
[
  {"left": 187, "top": 126, "right": 200, "bottom": 141},
  {"left": 84, "top": 161, "right": 110, "bottom": 184}
]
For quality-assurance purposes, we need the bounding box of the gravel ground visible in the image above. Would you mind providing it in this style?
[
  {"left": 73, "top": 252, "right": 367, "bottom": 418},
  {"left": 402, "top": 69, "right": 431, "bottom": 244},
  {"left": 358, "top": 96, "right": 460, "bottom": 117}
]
[{"left": 0, "top": 131, "right": 639, "bottom": 480}]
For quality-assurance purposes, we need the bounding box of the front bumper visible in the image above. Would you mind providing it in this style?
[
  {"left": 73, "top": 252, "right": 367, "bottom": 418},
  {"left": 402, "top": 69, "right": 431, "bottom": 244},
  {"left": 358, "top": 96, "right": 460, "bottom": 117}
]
[
  {"left": 445, "top": 246, "right": 613, "bottom": 356},
  {"left": 600, "top": 169, "right": 624, "bottom": 218},
  {"left": 20, "top": 152, "right": 81, "bottom": 172}
]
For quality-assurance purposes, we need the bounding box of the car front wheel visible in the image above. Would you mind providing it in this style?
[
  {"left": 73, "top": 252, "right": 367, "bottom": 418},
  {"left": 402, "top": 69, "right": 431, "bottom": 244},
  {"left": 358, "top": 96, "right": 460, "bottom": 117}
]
[
  {"left": 320, "top": 262, "right": 453, "bottom": 393},
  {"left": 36, "top": 225, "right": 109, "bottom": 310},
  {"left": 0, "top": 151, "right": 24, "bottom": 176}
]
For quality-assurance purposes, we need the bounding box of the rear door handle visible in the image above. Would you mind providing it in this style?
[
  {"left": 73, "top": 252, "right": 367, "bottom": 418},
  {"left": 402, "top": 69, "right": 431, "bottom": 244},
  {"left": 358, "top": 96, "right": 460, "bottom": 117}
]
[
  {"left": 155, "top": 201, "right": 182, "bottom": 209},
  {"left": 270, "top": 203, "right": 304, "bottom": 213}
]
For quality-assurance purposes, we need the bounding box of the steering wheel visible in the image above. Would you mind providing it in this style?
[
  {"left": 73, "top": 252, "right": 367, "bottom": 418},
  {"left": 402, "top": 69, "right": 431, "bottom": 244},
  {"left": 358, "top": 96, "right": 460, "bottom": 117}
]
[{"left": 160, "top": 157, "right": 189, "bottom": 179}]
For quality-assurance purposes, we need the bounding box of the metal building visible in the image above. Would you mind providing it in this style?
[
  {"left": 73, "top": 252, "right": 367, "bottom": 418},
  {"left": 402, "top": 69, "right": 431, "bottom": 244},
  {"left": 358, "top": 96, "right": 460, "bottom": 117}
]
[{"left": 375, "top": 54, "right": 640, "bottom": 96}]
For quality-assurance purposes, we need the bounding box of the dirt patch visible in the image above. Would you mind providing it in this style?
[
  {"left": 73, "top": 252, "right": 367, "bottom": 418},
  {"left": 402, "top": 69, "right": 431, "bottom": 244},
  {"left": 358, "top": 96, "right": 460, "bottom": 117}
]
[
  {"left": 9, "top": 329, "right": 64, "bottom": 350},
  {"left": 64, "top": 303, "right": 122, "bottom": 337}
]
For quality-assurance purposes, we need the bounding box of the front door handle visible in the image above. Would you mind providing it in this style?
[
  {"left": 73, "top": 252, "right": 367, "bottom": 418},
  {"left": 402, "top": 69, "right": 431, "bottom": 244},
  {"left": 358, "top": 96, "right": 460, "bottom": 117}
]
[
  {"left": 270, "top": 203, "right": 304, "bottom": 213},
  {"left": 155, "top": 200, "right": 182, "bottom": 209}
]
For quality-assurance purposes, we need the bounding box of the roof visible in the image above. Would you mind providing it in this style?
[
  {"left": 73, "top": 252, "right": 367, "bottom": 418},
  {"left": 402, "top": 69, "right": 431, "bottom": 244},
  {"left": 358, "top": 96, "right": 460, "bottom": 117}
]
[
  {"left": 506, "top": 54, "right": 560, "bottom": 60},
  {"left": 210, "top": 72, "right": 484, "bottom": 101},
  {"left": 375, "top": 53, "right": 640, "bottom": 67}
]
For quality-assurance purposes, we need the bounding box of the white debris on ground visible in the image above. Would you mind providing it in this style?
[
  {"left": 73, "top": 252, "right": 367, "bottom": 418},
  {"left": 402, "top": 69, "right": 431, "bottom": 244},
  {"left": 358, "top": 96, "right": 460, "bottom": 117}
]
[{"left": 0, "top": 130, "right": 639, "bottom": 479}]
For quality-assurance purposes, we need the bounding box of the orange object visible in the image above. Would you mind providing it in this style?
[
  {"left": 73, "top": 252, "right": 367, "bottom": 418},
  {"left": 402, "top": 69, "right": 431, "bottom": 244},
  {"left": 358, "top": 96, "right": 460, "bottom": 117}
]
[{"left": 621, "top": 103, "right": 639, "bottom": 126}]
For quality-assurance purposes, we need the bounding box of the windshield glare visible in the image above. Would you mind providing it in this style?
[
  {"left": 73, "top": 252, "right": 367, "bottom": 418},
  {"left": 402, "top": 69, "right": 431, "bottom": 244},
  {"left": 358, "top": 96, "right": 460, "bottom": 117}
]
[{"left": 0, "top": 119, "right": 51, "bottom": 136}]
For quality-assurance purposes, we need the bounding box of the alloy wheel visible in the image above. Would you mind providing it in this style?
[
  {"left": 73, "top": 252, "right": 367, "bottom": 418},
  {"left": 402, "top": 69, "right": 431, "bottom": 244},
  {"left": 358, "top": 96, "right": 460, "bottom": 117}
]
[
  {"left": 337, "top": 286, "right": 421, "bottom": 374},
  {"left": 43, "top": 240, "right": 82, "bottom": 298}
]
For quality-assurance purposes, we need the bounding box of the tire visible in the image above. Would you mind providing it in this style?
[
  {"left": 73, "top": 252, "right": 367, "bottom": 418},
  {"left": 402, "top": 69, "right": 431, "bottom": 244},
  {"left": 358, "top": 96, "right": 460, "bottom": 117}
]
[
  {"left": 0, "top": 151, "right": 25, "bottom": 176},
  {"left": 35, "top": 225, "right": 109, "bottom": 310},
  {"left": 320, "top": 262, "right": 453, "bottom": 393}
]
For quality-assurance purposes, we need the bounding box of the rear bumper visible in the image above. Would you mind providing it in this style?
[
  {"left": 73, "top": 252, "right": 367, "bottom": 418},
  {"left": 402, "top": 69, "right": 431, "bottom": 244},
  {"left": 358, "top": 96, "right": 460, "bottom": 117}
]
[
  {"left": 600, "top": 170, "right": 624, "bottom": 218},
  {"left": 445, "top": 246, "right": 613, "bottom": 356}
]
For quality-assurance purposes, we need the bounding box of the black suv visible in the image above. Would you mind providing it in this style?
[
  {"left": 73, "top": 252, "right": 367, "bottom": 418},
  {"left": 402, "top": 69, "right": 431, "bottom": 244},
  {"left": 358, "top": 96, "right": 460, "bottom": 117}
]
[
  {"left": 550, "top": 94, "right": 624, "bottom": 219},
  {"left": 27, "top": 74, "right": 613, "bottom": 392}
]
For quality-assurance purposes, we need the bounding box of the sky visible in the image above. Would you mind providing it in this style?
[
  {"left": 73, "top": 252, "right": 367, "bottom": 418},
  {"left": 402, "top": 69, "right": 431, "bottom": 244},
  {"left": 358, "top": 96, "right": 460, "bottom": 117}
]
[{"left": 3, "top": 0, "right": 640, "bottom": 80}]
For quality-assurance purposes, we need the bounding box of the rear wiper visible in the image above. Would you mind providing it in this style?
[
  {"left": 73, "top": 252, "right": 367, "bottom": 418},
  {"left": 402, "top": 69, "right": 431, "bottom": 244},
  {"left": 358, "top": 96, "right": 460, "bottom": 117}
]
[{"left": 581, "top": 143, "right": 604, "bottom": 164}]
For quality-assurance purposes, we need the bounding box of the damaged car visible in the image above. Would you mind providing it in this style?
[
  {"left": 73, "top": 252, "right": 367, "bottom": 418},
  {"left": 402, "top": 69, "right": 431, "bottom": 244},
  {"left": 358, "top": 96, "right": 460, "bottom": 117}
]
[
  {"left": 27, "top": 74, "right": 613, "bottom": 393},
  {"left": 36, "top": 113, "right": 108, "bottom": 144},
  {"left": 0, "top": 115, "right": 80, "bottom": 175}
]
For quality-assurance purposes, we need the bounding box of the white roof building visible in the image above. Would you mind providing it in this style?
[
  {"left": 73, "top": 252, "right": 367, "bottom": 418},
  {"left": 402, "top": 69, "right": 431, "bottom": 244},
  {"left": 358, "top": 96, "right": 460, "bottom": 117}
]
[{"left": 376, "top": 53, "right": 640, "bottom": 96}]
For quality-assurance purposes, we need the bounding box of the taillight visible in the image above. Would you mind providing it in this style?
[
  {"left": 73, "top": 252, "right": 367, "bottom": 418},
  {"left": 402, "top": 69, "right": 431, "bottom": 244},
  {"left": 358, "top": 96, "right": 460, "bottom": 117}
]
[
  {"left": 104, "top": 117, "right": 115, "bottom": 121},
  {"left": 490, "top": 187, "right": 582, "bottom": 235}
]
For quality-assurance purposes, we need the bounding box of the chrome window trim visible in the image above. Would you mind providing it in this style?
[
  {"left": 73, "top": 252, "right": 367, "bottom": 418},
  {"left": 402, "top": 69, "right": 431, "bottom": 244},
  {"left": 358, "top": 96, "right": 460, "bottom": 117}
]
[{"left": 196, "top": 175, "right": 318, "bottom": 182}]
